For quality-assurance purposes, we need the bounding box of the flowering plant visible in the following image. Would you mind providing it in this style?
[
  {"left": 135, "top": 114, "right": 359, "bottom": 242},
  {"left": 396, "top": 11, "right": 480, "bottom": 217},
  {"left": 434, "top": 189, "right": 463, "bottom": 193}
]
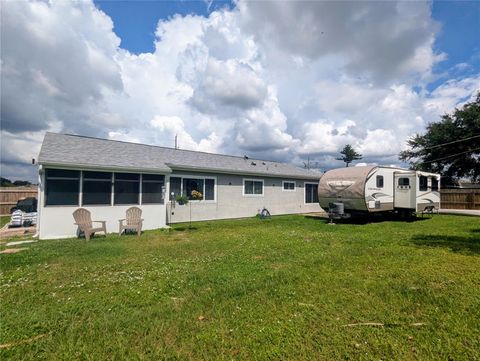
[{"left": 191, "top": 190, "right": 203, "bottom": 200}]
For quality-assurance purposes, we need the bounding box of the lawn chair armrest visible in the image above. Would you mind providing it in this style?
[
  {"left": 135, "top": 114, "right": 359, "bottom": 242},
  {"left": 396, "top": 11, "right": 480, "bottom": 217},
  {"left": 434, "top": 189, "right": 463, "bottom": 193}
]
[{"left": 93, "top": 220, "right": 106, "bottom": 225}]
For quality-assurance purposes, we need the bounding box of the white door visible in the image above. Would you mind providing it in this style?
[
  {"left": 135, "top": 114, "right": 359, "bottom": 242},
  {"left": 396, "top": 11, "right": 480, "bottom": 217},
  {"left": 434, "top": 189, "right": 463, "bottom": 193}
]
[{"left": 394, "top": 173, "right": 416, "bottom": 209}]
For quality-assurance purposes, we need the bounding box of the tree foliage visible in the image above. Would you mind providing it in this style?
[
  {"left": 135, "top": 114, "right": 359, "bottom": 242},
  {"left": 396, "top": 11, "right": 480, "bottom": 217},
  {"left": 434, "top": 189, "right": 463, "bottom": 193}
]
[
  {"left": 0, "top": 177, "right": 32, "bottom": 187},
  {"left": 336, "top": 144, "right": 362, "bottom": 167},
  {"left": 399, "top": 93, "right": 480, "bottom": 184}
]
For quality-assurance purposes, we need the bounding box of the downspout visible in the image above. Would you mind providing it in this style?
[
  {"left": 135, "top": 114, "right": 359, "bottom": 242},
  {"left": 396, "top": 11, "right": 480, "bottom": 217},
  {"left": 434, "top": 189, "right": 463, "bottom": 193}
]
[{"left": 33, "top": 164, "right": 42, "bottom": 238}]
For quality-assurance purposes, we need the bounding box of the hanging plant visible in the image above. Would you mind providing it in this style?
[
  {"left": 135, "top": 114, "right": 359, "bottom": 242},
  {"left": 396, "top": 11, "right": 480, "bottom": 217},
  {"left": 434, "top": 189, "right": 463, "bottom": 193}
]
[{"left": 175, "top": 194, "right": 189, "bottom": 205}]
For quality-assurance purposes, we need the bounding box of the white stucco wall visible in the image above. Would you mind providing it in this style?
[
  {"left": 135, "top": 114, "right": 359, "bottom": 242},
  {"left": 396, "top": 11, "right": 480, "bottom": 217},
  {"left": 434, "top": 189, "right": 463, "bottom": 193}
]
[
  {"left": 39, "top": 203, "right": 166, "bottom": 240},
  {"left": 167, "top": 172, "right": 322, "bottom": 223}
]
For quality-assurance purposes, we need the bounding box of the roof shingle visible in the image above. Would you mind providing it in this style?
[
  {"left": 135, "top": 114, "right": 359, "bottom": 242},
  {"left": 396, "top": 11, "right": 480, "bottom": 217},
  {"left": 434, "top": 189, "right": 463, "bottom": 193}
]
[{"left": 38, "top": 133, "right": 321, "bottom": 180}]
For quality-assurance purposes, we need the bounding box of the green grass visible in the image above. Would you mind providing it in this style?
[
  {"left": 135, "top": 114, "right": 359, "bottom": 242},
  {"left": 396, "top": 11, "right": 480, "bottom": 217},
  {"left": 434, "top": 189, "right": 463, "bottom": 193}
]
[
  {"left": 1, "top": 215, "right": 479, "bottom": 360},
  {"left": 0, "top": 216, "right": 10, "bottom": 228}
]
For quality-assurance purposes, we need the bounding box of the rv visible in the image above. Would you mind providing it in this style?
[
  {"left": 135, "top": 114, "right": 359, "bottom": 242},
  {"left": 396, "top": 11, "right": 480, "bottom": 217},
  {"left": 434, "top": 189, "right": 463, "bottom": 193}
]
[{"left": 318, "top": 166, "right": 440, "bottom": 217}]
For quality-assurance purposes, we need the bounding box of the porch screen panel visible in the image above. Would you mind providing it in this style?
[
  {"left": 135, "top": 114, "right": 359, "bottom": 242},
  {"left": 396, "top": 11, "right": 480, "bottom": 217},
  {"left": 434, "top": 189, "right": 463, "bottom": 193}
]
[
  {"left": 204, "top": 179, "right": 215, "bottom": 200},
  {"left": 45, "top": 169, "right": 80, "bottom": 206},
  {"left": 114, "top": 173, "right": 139, "bottom": 205},
  {"left": 142, "top": 174, "right": 165, "bottom": 204},
  {"left": 82, "top": 171, "right": 112, "bottom": 205}
]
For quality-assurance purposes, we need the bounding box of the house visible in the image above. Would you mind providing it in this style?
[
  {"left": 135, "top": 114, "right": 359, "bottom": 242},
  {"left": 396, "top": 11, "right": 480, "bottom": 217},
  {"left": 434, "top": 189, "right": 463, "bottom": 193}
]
[{"left": 36, "top": 132, "right": 322, "bottom": 239}]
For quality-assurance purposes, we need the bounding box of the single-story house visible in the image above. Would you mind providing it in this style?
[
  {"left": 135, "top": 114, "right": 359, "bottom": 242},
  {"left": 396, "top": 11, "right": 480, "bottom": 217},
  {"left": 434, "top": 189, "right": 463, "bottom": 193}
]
[{"left": 36, "top": 132, "right": 322, "bottom": 239}]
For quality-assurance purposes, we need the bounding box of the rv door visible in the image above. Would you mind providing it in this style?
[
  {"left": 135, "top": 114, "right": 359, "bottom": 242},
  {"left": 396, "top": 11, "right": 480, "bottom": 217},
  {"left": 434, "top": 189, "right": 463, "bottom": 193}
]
[{"left": 394, "top": 173, "right": 416, "bottom": 209}]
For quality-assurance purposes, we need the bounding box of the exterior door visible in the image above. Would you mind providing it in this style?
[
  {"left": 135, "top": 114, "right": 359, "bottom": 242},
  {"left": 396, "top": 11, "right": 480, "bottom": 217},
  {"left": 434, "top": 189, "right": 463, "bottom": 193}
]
[{"left": 394, "top": 173, "right": 416, "bottom": 209}]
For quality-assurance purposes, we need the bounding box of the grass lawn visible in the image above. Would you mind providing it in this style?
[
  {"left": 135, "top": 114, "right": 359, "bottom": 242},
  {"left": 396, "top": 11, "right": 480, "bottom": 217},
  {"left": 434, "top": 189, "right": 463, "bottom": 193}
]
[
  {"left": 1, "top": 214, "right": 479, "bottom": 360},
  {"left": 0, "top": 216, "right": 10, "bottom": 228}
]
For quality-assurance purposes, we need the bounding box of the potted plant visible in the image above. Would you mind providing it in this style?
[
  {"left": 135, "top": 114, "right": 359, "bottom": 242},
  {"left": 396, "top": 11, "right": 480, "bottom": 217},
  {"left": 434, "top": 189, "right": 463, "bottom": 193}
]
[{"left": 175, "top": 194, "right": 189, "bottom": 205}]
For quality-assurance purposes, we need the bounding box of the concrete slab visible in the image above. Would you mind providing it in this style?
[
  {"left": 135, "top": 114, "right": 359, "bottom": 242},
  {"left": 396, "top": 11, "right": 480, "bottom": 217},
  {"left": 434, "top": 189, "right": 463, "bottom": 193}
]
[
  {"left": 6, "top": 239, "right": 38, "bottom": 246},
  {"left": 439, "top": 209, "right": 480, "bottom": 216}
]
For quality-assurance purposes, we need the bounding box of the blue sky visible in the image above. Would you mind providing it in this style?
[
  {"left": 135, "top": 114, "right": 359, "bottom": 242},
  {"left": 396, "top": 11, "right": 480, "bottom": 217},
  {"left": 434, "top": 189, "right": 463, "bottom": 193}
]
[
  {"left": 95, "top": 0, "right": 234, "bottom": 54},
  {"left": 94, "top": 0, "right": 480, "bottom": 86}
]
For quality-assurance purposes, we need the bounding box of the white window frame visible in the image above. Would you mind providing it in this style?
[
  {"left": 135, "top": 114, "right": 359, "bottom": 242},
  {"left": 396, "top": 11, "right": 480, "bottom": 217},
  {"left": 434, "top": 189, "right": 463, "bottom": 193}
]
[
  {"left": 173, "top": 174, "right": 217, "bottom": 203},
  {"left": 304, "top": 182, "right": 319, "bottom": 205},
  {"left": 282, "top": 180, "right": 296, "bottom": 192},
  {"left": 243, "top": 178, "right": 264, "bottom": 197}
]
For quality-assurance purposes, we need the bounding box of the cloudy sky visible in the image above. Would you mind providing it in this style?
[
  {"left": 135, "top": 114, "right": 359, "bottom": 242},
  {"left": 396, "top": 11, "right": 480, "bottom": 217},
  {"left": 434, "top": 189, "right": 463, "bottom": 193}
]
[{"left": 1, "top": 0, "right": 479, "bottom": 182}]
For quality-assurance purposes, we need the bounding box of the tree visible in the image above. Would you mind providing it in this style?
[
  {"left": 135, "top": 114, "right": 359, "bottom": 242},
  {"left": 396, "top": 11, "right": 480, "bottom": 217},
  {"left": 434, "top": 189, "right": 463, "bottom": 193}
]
[
  {"left": 336, "top": 144, "right": 362, "bottom": 167},
  {"left": 399, "top": 93, "right": 480, "bottom": 185}
]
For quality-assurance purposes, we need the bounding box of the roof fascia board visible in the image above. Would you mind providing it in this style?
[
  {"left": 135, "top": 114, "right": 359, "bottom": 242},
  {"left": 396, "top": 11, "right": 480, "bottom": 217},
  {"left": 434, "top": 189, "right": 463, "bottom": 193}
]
[{"left": 167, "top": 164, "right": 321, "bottom": 180}]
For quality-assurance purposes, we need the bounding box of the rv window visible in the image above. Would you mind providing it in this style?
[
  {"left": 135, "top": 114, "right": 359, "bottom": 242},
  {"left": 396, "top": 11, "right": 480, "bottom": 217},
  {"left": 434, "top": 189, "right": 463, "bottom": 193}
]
[
  {"left": 398, "top": 178, "right": 410, "bottom": 187},
  {"left": 283, "top": 181, "right": 295, "bottom": 191},
  {"left": 376, "top": 175, "right": 384, "bottom": 188},
  {"left": 305, "top": 183, "right": 319, "bottom": 203},
  {"left": 82, "top": 171, "right": 112, "bottom": 205},
  {"left": 114, "top": 173, "right": 140, "bottom": 205},
  {"left": 45, "top": 168, "right": 80, "bottom": 206},
  {"left": 244, "top": 180, "right": 263, "bottom": 195},
  {"left": 431, "top": 177, "right": 439, "bottom": 191},
  {"left": 142, "top": 174, "right": 165, "bottom": 204},
  {"left": 419, "top": 176, "right": 428, "bottom": 191}
]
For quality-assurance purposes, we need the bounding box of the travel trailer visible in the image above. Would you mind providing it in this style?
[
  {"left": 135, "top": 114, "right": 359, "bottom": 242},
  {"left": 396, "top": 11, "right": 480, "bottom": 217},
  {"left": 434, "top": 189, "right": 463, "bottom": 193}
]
[{"left": 318, "top": 166, "right": 440, "bottom": 217}]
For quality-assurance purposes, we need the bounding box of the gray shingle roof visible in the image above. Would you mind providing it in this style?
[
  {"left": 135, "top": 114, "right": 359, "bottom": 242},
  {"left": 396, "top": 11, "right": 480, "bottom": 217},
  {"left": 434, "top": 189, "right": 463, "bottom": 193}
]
[{"left": 38, "top": 132, "right": 322, "bottom": 180}]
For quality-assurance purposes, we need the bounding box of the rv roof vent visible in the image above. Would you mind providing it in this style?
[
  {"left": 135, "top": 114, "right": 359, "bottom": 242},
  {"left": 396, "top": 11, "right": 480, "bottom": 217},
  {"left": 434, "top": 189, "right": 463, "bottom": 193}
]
[
  {"left": 262, "top": 162, "right": 266, "bottom": 165},
  {"left": 244, "top": 155, "right": 249, "bottom": 160},
  {"left": 251, "top": 161, "right": 256, "bottom": 166}
]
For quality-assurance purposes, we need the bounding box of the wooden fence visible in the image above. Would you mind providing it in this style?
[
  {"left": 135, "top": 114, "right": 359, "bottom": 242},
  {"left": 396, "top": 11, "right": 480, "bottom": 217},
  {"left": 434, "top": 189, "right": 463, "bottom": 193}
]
[
  {"left": 440, "top": 189, "right": 480, "bottom": 210},
  {"left": 0, "top": 187, "right": 38, "bottom": 216}
]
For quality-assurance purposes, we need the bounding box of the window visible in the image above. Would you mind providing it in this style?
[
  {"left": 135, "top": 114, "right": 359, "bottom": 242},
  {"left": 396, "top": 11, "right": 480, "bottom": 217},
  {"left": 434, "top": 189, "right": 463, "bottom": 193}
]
[
  {"left": 170, "top": 177, "right": 182, "bottom": 200},
  {"left": 170, "top": 176, "right": 215, "bottom": 202},
  {"left": 376, "top": 175, "right": 384, "bottom": 188},
  {"left": 82, "top": 171, "right": 112, "bottom": 205},
  {"left": 244, "top": 179, "right": 263, "bottom": 196},
  {"left": 183, "top": 178, "right": 204, "bottom": 200},
  {"left": 398, "top": 177, "right": 410, "bottom": 187},
  {"left": 45, "top": 169, "right": 80, "bottom": 206},
  {"left": 142, "top": 174, "right": 165, "bottom": 204},
  {"left": 305, "top": 183, "right": 319, "bottom": 204},
  {"left": 419, "top": 176, "right": 428, "bottom": 191},
  {"left": 114, "top": 173, "right": 139, "bottom": 205},
  {"left": 431, "top": 177, "right": 439, "bottom": 191},
  {"left": 205, "top": 179, "right": 215, "bottom": 201},
  {"left": 283, "top": 181, "right": 295, "bottom": 191}
]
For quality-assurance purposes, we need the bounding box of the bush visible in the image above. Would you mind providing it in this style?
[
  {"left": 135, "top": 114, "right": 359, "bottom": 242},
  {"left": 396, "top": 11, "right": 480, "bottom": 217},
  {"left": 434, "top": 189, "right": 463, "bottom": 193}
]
[{"left": 175, "top": 194, "right": 189, "bottom": 205}]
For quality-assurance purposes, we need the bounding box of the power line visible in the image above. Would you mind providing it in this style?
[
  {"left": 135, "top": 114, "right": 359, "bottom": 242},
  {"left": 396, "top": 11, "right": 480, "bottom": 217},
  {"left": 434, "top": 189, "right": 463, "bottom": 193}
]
[
  {"left": 419, "top": 147, "right": 480, "bottom": 164},
  {"left": 415, "top": 134, "right": 480, "bottom": 151}
]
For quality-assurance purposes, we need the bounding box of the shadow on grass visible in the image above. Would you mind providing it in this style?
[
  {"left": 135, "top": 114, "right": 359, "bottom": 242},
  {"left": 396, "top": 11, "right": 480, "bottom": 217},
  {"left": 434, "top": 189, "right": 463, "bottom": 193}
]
[
  {"left": 307, "top": 213, "right": 429, "bottom": 225},
  {"left": 172, "top": 226, "right": 199, "bottom": 232},
  {"left": 410, "top": 234, "right": 480, "bottom": 254}
]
